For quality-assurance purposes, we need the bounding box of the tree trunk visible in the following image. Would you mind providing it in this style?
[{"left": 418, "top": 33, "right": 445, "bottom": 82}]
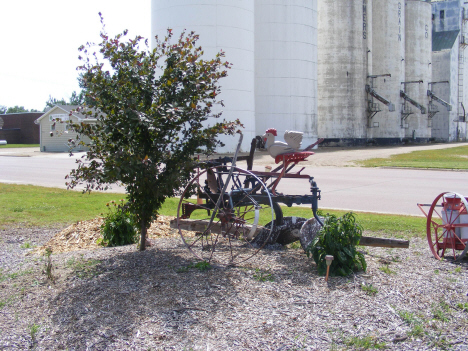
[{"left": 140, "top": 221, "right": 147, "bottom": 251}]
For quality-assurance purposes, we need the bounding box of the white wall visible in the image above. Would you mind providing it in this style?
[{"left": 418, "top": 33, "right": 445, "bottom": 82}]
[
  {"left": 405, "top": 0, "right": 432, "bottom": 140},
  {"left": 317, "top": 0, "right": 368, "bottom": 141},
  {"left": 370, "top": 0, "right": 406, "bottom": 140},
  {"left": 255, "top": 0, "right": 318, "bottom": 147},
  {"left": 151, "top": 0, "right": 256, "bottom": 152}
]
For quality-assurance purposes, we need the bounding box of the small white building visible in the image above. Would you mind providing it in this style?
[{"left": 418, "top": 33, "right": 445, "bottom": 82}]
[{"left": 35, "top": 105, "right": 96, "bottom": 152}]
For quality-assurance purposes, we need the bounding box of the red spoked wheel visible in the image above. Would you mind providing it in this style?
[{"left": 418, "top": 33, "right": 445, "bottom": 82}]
[{"left": 426, "top": 192, "right": 468, "bottom": 261}]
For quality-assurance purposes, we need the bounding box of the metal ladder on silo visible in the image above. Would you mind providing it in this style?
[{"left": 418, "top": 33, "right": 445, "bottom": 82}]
[{"left": 458, "top": 9, "right": 468, "bottom": 124}]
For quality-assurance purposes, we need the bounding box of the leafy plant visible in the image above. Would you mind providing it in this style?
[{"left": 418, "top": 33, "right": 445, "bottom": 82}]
[
  {"left": 253, "top": 268, "right": 275, "bottom": 282},
  {"left": 100, "top": 200, "right": 138, "bottom": 247},
  {"left": 345, "top": 335, "right": 386, "bottom": 349},
  {"left": 63, "top": 15, "right": 242, "bottom": 251},
  {"left": 408, "top": 324, "right": 424, "bottom": 337},
  {"left": 397, "top": 310, "right": 419, "bottom": 326},
  {"left": 177, "top": 261, "right": 212, "bottom": 273},
  {"left": 431, "top": 303, "right": 450, "bottom": 322},
  {"left": 379, "top": 265, "right": 396, "bottom": 275},
  {"left": 192, "top": 261, "right": 211, "bottom": 271},
  {"left": 456, "top": 302, "right": 468, "bottom": 312},
  {"left": 28, "top": 323, "right": 40, "bottom": 343},
  {"left": 306, "top": 212, "right": 366, "bottom": 276},
  {"left": 20, "top": 242, "right": 33, "bottom": 249},
  {"left": 361, "top": 283, "right": 378, "bottom": 296}
]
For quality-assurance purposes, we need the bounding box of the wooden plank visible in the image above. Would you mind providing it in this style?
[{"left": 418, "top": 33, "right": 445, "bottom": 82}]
[
  {"left": 173, "top": 219, "right": 410, "bottom": 249},
  {"left": 359, "top": 236, "right": 409, "bottom": 248},
  {"left": 170, "top": 218, "right": 261, "bottom": 235}
]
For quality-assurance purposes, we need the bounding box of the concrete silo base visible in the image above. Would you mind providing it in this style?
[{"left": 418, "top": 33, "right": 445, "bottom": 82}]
[{"left": 320, "top": 137, "right": 432, "bottom": 147}]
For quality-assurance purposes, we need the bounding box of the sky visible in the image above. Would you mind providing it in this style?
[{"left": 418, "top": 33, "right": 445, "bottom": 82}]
[{"left": 0, "top": 0, "right": 151, "bottom": 112}]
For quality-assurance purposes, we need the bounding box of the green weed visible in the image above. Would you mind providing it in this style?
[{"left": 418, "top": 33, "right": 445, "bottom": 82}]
[
  {"left": 379, "top": 265, "right": 396, "bottom": 274},
  {"left": 456, "top": 302, "right": 468, "bottom": 312},
  {"left": 0, "top": 269, "right": 33, "bottom": 282},
  {"left": 361, "top": 283, "right": 378, "bottom": 295},
  {"left": 66, "top": 256, "right": 101, "bottom": 279},
  {"left": 43, "top": 248, "right": 55, "bottom": 282},
  {"left": 192, "top": 261, "right": 211, "bottom": 271},
  {"left": 253, "top": 268, "right": 275, "bottom": 282},
  {"left": 176, "top": 261, "right": 211, "bottom": 273},
  {"left": 20, "top": 242, "right": 33, "bottom": 249},
  {"left": 431, "top": 303, "right": 450, "bottom": 322},
  {"left": 408, "top": 324, "right": 425, "bottom": 337},
  {"left": 428, "top": 332, "right": 451, "bottom": 350},
  {"left": 345, "top": 335, "right": 386, "bottom": 349},
  {"left": 397, "top": 310, "right": 419, "bottom": 325},
  {"left": 287, "top": 241, "right": 302, "bottom": 250},
  {"left": 28, "top": 323, "right": 40, "bottom": 342}
]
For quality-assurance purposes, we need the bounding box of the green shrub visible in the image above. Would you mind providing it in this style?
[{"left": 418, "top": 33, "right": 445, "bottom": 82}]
[
  {"left": 306, "top": 212, "right": 366, "bottom": 276},
  {"left": 100, "top": 201, "right": 138, "bottom": 247}
]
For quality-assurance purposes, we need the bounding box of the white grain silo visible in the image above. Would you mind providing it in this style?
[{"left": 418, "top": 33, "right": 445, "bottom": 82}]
[
  {"left": 404, "top": 0, "right": 432, "bottom": 141},
  {"left": 151, "top": 0, "right": 255, "bottom": 152},
  {"left": 317, "top": 0, "right": 369, "bottom": 145},
  {"left": 255, "top": 0, "right": 318, "bottom": 147},
  {"left": 370, "top": 0, "right": 406, "bottom": 143}
]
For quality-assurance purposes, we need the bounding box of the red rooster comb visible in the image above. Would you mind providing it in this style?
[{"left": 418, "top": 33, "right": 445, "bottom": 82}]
[{"left": 265, "top": 128, "right": 277, "bottom": 136}]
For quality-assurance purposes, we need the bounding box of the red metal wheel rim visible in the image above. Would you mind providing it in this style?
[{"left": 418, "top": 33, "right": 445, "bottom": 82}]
[{"left": 427, "top": 192, "right": 468, "bottom": 260}]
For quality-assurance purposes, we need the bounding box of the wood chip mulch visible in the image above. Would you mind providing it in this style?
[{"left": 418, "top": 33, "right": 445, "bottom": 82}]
[
  {"left": 30, "top": 215, "right": 179, "bottom": 255},
  {"left": 1, "top": 218, "right": 467, "bottom": 350}
]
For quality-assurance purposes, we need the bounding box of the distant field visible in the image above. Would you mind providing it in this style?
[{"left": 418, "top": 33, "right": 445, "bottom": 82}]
[
  {"left": 358, "top": 145, "right": 468, "bottom": 169},
  {"left": 0, "top": 144, "right": 39, "bottom": 148}
]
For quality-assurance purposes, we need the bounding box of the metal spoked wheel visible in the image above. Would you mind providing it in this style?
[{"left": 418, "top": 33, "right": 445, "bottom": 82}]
[
  {"left": 177, "top": 165, "right": 277, "bottom": 265},
  {"left": 426, "top": 192, "right": 468, "bottom": 261}
]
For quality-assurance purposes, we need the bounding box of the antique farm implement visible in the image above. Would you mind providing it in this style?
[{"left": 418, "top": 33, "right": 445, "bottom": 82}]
[
  {"left": 418, "top": 192, "right": 468, "bottom": 262},
  {"left": 173, "top": 131, "right": 324, "bottom": 265},
  {"left": 173, "top": 131, "right": 409, "bottom": 265}
]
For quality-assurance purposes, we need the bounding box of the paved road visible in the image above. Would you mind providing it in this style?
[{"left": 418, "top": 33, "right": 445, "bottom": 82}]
[
  {"left": 270, "top": 166, "right": 468, "bottom": 216},
  {"left": 1, "top": 150, "right": 467, "bottom": 216}
]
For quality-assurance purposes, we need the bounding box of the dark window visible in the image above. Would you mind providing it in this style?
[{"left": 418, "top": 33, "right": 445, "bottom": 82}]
[{"left": 440, "top": 10, "right": 445, "bottom": 19}]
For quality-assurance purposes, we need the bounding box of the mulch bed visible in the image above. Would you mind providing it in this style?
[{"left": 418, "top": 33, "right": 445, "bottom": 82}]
[{"left": 1, "top": 218, "right": 467, "bottom": 350}]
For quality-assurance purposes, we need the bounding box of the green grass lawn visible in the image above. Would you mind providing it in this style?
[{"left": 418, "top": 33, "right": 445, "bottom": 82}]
[
  {"left": 358, "top": 145, "right": 468, "bottom": 169},
  {"left": 0, "top": 184, "right": 426, "bottom": 239},
  {"left": 0, "top": 144, "right": 39, "bottom": 148},
  {"left": 0, "top": 184, "right": 124, "bottom": 228}
]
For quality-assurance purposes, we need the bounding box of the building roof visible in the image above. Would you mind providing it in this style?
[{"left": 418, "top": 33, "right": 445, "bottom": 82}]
[
  {"left": 432, "top": 30, "right": 459, "bottom": 51},
  {"left": 34, "top": 105, "right": 98, "bottom": 124}
]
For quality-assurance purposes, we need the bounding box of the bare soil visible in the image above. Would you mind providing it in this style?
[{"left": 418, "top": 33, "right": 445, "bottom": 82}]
[{"left": 1, "top": 218, "right": 467, "bottom": 350}]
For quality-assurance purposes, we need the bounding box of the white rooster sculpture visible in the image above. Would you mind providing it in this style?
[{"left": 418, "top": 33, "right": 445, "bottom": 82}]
[{"left": 263, "top": 128, "right": 304, "bottom": 158}]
